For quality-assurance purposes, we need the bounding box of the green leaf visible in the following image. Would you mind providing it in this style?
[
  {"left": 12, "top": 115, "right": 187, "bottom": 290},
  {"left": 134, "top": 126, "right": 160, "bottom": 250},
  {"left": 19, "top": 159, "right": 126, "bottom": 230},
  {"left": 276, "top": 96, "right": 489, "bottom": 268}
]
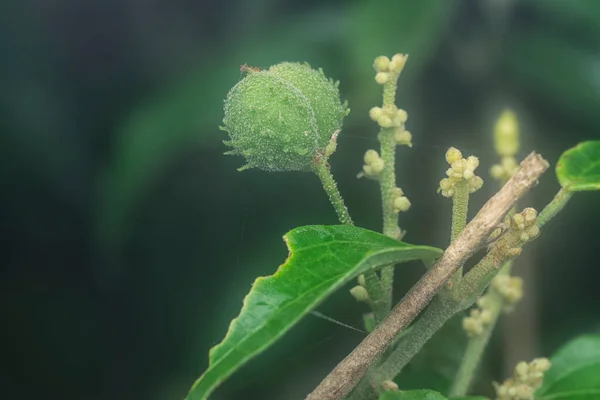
[
  {"left": 185, "top": 225, "right": 443, "bottom": 400},
  {"left": 394, "top": 313, "right": 468, "bottom": 394},
  {"left": 379, "top": 389, "right": 447, "bottom": 400},
  {"left": 537, "top": 334, "right": 600, "bottom": 400},
  {"left": 556, "top": 141, "right": 600, "bottom": 191}
]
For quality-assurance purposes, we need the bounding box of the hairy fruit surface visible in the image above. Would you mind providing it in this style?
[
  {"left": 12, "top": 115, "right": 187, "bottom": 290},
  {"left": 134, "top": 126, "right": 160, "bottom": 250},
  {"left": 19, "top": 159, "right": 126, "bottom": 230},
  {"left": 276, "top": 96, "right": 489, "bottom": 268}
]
[{"left": 222, "top": 62, "right": 348, "bottom": 172}]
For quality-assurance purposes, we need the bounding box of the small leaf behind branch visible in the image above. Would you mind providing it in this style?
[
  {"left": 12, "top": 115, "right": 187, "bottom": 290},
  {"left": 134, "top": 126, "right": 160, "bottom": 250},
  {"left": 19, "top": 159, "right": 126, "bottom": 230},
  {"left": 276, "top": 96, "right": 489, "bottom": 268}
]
[
  {"left": 556, "top": 140, "right": 600, "bottom": 191},
  {"left": 185, "top": 225, "right": 443, "bottom": 400}
]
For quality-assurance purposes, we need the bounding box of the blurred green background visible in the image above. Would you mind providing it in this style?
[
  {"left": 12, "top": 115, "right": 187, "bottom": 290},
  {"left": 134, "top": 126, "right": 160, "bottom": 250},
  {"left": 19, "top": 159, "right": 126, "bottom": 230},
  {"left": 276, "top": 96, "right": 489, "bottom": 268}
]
[{"left": 2, "top": 0, "right": 599, "bottom": 399}]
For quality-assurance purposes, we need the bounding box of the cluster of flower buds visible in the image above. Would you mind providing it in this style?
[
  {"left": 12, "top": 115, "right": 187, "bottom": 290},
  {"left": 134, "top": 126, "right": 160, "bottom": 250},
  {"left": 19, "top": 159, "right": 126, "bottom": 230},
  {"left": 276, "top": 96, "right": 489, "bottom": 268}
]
[
  {"left": 463, "top": 295, "right": 494, "bottom": 337},
  {"left": 373, "top": 54, "right": 408, "bottom": 84},
  {"left": 490, "top": 109, "right": 520, "bottom": 182},
  {"left": 506, "top": 207, "right": 540, "bottom": 243},
  {"left": 358, "top": 149, "right": 385, "bottom": 179},
  {"left": 392, "top": 187, "right": 411, "bottom": 213},
  {"left": 369, "top": 104, "right": 408, "bottom": 129},
  {"left": 492, "top": 275, "right": 524, "bottom": 312},
  {"left": 439, "top": 147, "right": 484, "bottom": 197},
  {"left": 495, "top": 358, "right": 551, "bottom": 400}
]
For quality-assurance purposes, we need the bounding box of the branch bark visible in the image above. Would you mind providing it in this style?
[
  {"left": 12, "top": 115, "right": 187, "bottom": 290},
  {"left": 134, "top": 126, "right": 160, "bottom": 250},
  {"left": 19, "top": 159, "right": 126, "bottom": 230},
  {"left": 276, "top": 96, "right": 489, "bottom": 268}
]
[{"left": 306, "top": 152, "right": 549, "bottom": 400}]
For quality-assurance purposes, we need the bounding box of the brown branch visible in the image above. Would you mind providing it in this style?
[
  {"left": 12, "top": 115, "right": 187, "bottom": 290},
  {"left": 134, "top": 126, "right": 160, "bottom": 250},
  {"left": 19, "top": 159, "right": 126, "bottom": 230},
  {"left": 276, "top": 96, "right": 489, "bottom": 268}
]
[{"left": 306, "top": 152, "right": 549, "bottom": 400}]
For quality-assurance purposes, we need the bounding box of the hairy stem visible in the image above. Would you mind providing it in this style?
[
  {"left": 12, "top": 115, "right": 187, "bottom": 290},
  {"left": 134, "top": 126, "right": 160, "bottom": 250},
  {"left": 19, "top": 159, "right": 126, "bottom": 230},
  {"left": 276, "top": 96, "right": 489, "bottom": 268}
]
[
  {"left": 378, "top": 78, "right": 401, "bottom": 315},
  {"left": 350, "top": 297, "right": 460, "bottom": 399},
  {"left": 450, "top": 264, "right": 510, "bottom": 397},
  {"left": 351, "top": 249, "right": 512, "bottom": 399},
  {"left": 313, "top": 160, "right": 388, "bottom": 322},
  {"left": 306, "top": 153, "right": 549, "bottom": 400},
  {"left": 451, "top": 181, "right": 470, "bottom": 241},
  {"left": 313, "top": 161, "right": 353, "bottom": 225},
  {"left": 537, "top": 187, "right": 573, "bottom": 229},
  {"left": 448, "top": 180, "right": 469, "bottom": 290}
]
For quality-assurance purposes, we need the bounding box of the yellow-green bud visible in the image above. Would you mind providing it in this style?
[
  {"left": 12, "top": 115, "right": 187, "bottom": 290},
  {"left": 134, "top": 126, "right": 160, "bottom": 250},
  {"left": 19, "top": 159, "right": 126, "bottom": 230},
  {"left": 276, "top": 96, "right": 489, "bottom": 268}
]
[
  {"left": 364, "top": 149, "right": 379, "bottom": 164},
  {"left": 480, "top": 309, "right": 493, "bottom": 324},
  {"left": 531, "top": 358, "right": 551, "bottom": 372},
  {"left": 373, "top": 56, "right": 390, "bottom": 72},
  {"left": 370, "top": 158, "right": 385, "bottom": 174},
  {"left": 389, "top": 53, "right": 408, "bottom": 74},
  {"left": 395, "top": 109, "right": 408, "bottom": 123},
  {"left": 222, "top": 62, "right": 348, "bottom": 171},
  {"left": 515, "top": 361, "right": 529, "bottom": 378},
  {"left": 377, "top": 115, "right": 393, "bottom": 128},
  {"left": 466, "top": 155, "right": 479, "bottom": 170},
  {"left": 381, "top": 380, "right": 399, "bottom": 392},
  {"left": 468, "top": 176, "right": 484, "bottom": 193},
  {"left": 369, "top": 106, "right": 383, "bottom": 121},
  {"left": 513, "top": 214, "right": 525, "bottom": 230},
  {"left": 490, "top": 164, "right": 505, "bottom": 180},
  {"left": 494, "top": 109, "right": 520, "bottom": 157},
  {"left": 375, "top": 72, "right": 389, "bottom": 85},
  {"left": 394, "top": 129, "right": 412, "bottom": 147},
  {"left": 357, "top": 274, "right": 366, "bottom": 287},
  {"left": 523, "top": 207, "right": 537, "bottom": 223},
  {"left": 446, "top": 147, "right": 463, "bottom": 164},
  {"left": 393, "top": 196, "right": 411, "bottom": 213},
  {"left": 350, "top": 285, "right": 370, "bottom": 303}
]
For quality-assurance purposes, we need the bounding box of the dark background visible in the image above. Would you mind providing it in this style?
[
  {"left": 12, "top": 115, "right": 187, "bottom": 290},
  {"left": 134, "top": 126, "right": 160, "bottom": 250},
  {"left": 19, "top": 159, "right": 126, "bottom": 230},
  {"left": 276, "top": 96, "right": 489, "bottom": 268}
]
[{"left": 2, "top": 0, "right": 599, "bottom": 399}]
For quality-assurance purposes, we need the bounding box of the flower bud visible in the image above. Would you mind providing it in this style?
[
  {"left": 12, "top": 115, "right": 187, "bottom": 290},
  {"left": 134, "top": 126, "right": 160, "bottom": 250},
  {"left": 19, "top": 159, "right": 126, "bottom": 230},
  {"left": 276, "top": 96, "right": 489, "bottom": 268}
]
[
  {"left": 381, "top": 380, "right": 399, "bottom": 392},
  {"left": 373, "top": 56, "right": 390, "bottom": 72},
  {"left": 364, "top": 149, "right": 380, "bottom": 164},
  {"left": 446, "top": 147, "right": 463, "bottom": 164},
  {"left": 393, "top": 196, "right": 411, "bottom": 213},
  {"left": 494, "top": 109, "right": 520, "bottom": 157},
  {"left": 394, "top": 129, "right": 412, "bottom": 147},
  {"left": 369, "top": 106, "right": 383, "bottom": 121},
  {"left": 375, "top": 72, "right": 389, "bottom": 85},
  {"left": 389, "top": 53, "right": 408, "bottom": 73},
  {"left": 350, "top": 285, "right": 370, "bottom": 303}
]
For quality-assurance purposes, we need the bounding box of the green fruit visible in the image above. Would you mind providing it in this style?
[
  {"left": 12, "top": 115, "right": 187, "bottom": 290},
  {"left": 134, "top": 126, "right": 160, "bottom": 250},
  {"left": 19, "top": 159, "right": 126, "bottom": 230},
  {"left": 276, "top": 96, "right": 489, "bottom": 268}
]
[{"left": 222, "top": 62, "right": 349, "bottom": 172}]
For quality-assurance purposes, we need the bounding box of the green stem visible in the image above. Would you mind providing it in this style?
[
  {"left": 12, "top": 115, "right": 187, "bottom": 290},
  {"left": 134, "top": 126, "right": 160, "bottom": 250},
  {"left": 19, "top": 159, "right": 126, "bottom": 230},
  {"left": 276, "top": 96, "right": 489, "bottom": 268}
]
[
  {"left": 451, "top": 181, "right": 470, "bottom": 241},
  {"left": 363, "top": 270, "right": 387, "bottom": 323},
  {"left": 348, "top": 297, "right": 460, "bottom": 400},
  {"left": 313, "top": 161, "right": 353, "bottom": 225},
  {"left": 451, "top": 188, "right": 576, "bottom": 396},
  {"left": 458, "top": 254, "right": 513, "bottom": 306},
  {"left": 450, "top": 264, "right": 510, "bottom": 397},
  {"left": 376, "top": 296, "right": 459, "bottom": 381},
  {"left": 448, "top": 180, "right": 469, "bottom": 290},
  {"left": 537, "top": 187, "right": 573, "bottom": 229},
  {"left": 313, "top": 161, "right": 388, "bottom": 322},
  {"left": 350, "top": 249, "right": 513, "bottom": 399},
  {"left": 378, "top": 78, "right": 401, "bottom": 314}
]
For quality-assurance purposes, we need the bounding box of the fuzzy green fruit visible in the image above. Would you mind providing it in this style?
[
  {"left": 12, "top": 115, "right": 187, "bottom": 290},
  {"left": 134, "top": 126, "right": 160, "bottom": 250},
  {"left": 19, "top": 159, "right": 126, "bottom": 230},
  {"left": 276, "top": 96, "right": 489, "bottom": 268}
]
[{"left": 222, "top": 62, "right": 349, "bottom": 172}]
